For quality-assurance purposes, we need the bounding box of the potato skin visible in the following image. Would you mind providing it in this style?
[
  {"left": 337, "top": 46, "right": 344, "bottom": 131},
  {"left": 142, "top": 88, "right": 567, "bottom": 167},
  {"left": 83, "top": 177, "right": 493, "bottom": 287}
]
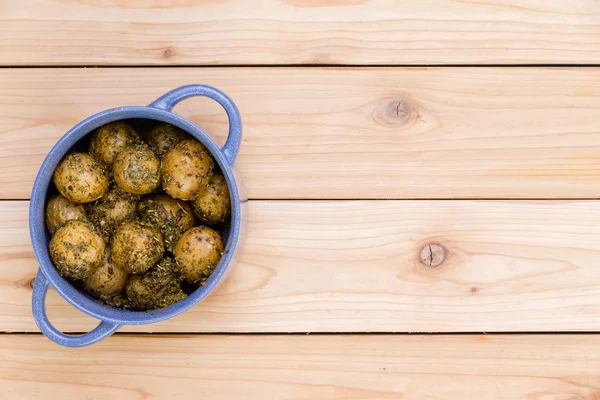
[
  {"left": 89, "top": 121, "right": 142, "bottom": 165},
  {"left": 192, "top": 173, "right": 231, "bottom": 225},
  {"left": 113, "top": 145, "right": 161, "bottom": 195},
  {"left": 83, "top": 247, "right": 128, "bottom": 297},
  {"left": 138, "top": 194, "right": 195, "bottom": 252},
  {"left": 49, "top": 220, "right": 105, "bottom": 280},
  {"left": 54, "top": 152, "right": 110, "bottom": 203},
  {"left": 147, "top": 123, "right": 190, "bottom": 156},
  {"left": 87, "top": 185, "right": 139, "bottom": 243},
  {"left": 161, "top": 140, "right": 214, "bottom": 200},
  {"left": 174, "top": 226, "right": 224, "bottom": 284},
  {"left": 45, "top": 194, "right": 88, "bottom": 235},
  {"left": 111, "top": 221, "right": 164, "bottom": 274},
  {"left": 126, "top": 257, "right": 186, "bottom": 311}
]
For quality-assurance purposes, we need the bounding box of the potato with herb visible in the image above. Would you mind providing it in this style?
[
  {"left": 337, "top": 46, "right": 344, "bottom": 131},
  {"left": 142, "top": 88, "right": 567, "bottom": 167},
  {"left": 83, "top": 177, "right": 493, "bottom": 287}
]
[
  {"left": 192, "top": 172, "right": 231, "bottom": 225},
  {"left": 83, "top": 247, "right": 128, "bottom": 298},
  {"left": 49, "top": 220, "right": 105, "bottom": 280},
  {"left": 54, "top": 152, "right": 110, "bottom": 203},
  {"left": 87, "top": 185, "right": 139, "bottom": 242},
  {"left": 161, "top": 140, "right": 214, "bottom": 200},
  {"left": 89, "top": 121, "right": 142, "bottom": 165},
  {"left": 147, "top": 123, "right": 190, "bottom": 156},
  {"left": 174, "top": 226, "right": 223, "bottom": 284},
  {"left": 99, "top": 293, "right": 130, "bottom": 309},
  {"left": 111, "top": 220, "right": 164, "bottom": 274},
  {"left": 113, "top": 145, "right": 161, "bottom": 195},
  {"left": 45, "top": 194, "right": 89, "bottom": 235},
  {"left": 126, "top": 257, "right": 187, "bottom": 311},
  {"left": 138, "top": 194, "right": 195, "bottom": 252}
]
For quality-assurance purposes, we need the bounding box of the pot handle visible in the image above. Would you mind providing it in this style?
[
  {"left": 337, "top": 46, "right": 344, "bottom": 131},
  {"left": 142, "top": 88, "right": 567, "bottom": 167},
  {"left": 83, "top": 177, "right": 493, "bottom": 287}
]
[
  {"left": 32, "top": 271, "right": 121, "bottom": 348},
  {"left": 149, "top": 84, "right": 242, "bottom": 165}
]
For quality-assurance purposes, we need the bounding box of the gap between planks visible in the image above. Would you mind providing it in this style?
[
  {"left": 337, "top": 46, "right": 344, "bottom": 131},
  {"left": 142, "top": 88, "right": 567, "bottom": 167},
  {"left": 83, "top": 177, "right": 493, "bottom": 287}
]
[
  {"left": 4, "top": 331, "right": 600, "bottom": 335},
  {"left": 4, "top": 64, "right": 600, "bottom": 69}
]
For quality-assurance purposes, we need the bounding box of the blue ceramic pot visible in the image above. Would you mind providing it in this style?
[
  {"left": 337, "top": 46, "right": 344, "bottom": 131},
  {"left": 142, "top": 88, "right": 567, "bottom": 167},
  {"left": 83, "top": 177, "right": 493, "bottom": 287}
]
[{"left": 30, "top": 85, "right": 247, "bottom": 348}]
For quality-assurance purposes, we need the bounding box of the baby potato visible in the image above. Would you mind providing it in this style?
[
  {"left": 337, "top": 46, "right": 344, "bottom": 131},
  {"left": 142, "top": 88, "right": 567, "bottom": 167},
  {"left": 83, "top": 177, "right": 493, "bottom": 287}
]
[
  {"left": 87, "top": 185, "right": 139, "bottom": 243},
  {"left": 49, "top": 220, "right": 105, "bottom": 280},
  {"left": 45, "top": 194, "right": 88, "bottom": 235},
  {"left": 174, "top": 226, "right": 223, "bottom": 284},
  {"left": 126, "top": 257, "right": 187, "bottom": 311},
  {"left": 112, "top": 220, "right": 164, "bottom": 274},
  {"left": 147, "top": 123, "right": 190, "bottom": 156},
  {"left": 99, "top": 293, "right": 130, "bottom": 309},
  {"left": 138, "top": 194, "right": 195, "bottom": 252},
  {"left": 161, "top": 140, "right": 214, "bottom": 200},
  {"left": 89, "top": 121, "right": 142, "bottom": 165},
  {"left": 83, "top": 247, "right": 128, "bottom": 298},
  {"left": 192, "top": 172, "right": 231, "bottom": 225},
  {"left": 113, "top": 145, "right": 161, "bottom": 195},
  {"left": 54, "top": 152, "right": 110, "bottom": 203}
]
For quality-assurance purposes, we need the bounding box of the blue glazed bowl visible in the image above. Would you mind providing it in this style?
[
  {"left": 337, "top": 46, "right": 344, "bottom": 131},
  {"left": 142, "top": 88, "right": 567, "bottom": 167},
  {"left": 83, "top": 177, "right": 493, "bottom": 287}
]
[{"left": 30, "top": 85, "right": 247, "bottom": 348}]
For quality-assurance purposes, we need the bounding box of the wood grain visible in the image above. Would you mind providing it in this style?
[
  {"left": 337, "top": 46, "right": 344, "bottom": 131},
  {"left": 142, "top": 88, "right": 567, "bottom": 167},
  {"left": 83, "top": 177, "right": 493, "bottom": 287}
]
[
  {"left": 2, "top": 67, "right": 600, "bottom": 200},
  {"left": 6, "top": 200, "right": 600, "bottom": 333},
  {"left": 1, "top": 0, "right": 599, "bottom": 65},
  {"left": 2, "top": 334, "right": 600, "bottom": 399}
]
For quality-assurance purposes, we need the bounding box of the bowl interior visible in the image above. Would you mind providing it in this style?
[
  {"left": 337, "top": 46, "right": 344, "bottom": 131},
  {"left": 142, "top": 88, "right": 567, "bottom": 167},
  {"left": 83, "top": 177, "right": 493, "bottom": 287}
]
[{"left": 32, "top": 112, "right": 240, "bottom": 325}]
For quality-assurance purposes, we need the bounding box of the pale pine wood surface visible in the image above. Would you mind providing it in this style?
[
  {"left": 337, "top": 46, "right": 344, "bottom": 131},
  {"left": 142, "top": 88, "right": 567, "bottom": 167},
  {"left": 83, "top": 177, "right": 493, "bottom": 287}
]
[
  {"left": 3, "top": 2, "right": 600, "bottom": 394},
  {"left": 2, "top": 67, "right": 600, "bottom": 200},
  {"left": 2, "top": 334, "right": 599, "bottom": 399},
  {"left": 1, "top": 0, "right": 599, "bottom": 66},
  {"left": 6, "top": 200, "right": 600, "bottom": 333}
]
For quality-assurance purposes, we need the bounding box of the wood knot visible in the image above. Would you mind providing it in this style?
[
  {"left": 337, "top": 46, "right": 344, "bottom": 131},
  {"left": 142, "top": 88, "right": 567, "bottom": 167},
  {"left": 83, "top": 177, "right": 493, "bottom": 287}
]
[
  {"left": 162, "top": 47, "right": 175, "bottom": 59},
  {"left": 419, "top": 244, "right": 446, "bottom": 268},
  {"left": 373, "top": 97, "right": 416, "bottom": 127},
  {"left": 16, "top": 276, "right": 36, "bottom": 291}
]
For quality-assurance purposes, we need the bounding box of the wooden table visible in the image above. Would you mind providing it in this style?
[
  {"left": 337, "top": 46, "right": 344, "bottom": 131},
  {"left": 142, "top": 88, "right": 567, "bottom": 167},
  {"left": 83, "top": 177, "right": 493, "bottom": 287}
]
[{"left": 2, "top": 1, "right": 600, "bottom": 398}]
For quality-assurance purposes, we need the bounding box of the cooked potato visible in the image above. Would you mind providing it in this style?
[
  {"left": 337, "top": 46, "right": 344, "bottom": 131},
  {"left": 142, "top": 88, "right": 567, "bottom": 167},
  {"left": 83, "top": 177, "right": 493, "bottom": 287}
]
[
  {"left": 49, "top": 220, "right": 105, "bottom": 280},
  {"left": 83, "top": 247, "right": 128, "bottom": 298},
  {"left": 147, "top": 123, "right": 190, "bottom": 156},
  {"left": 192, "top": 172, "right": 231, "bottom": 225},
  {"left": 126, "top": 257, "right": 186, "bottom": 311},
  {"left": 45, "top": 194, "right": 88, "bottom": 235},
  {"left": 174, "top": 226, "right": 223, "bottom": 284},
  {"left": 89, "top": 121, "right": 142, "bottom": 165},
  {"left": 161, "top": 140, "right": 214, "bottom": 200},
  {"left": 113, "top": 145, "right": 161, "bottom": 195},
  {"left": 87, "top": 185, "right": 139, "bottom": 242},
  {"left": 138, "top": 194, "right": 195, "bottom": 252},
  {"left": 112, "top": 220, "right": 164, "bottom": 274},
  {"left": 54, "top": 152, "right": 110, "bottom": 203},
  {"left": 99, "top": 293, "right": 130, "bottom": 309}
]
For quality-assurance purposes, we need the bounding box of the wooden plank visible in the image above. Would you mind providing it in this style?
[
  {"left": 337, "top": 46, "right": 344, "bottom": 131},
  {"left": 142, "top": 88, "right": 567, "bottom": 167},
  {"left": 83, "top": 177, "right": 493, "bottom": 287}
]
[
  {"left": 2, "top": 67, "right": 600, "bottom": 200},
  {"left": 1, "top": 334, "right": 599, "bottom": 399},
  {"left": 5, "top": 200, "right": 600, "bottom": 333},
  {"left": 1, "top": 0, "right": 599, "bottom": 65}
]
